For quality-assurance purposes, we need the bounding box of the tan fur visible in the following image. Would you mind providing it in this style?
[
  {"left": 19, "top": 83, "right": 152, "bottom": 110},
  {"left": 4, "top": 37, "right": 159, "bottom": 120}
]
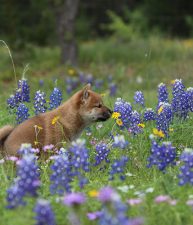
[{"left": 1, "top": 85, "right": 112, "bottom": 156}]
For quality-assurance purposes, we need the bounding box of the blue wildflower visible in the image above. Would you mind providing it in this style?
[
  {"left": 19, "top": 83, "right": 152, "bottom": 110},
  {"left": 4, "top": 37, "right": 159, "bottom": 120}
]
[
  {"left": 109, "top": 156, "right": 128, "bottom": 180},
  {"left": 134, "top": 91, "right": 145, "bottom": 107},
  {"left": 18, "top": 79, "right": 30, "bottom": 102},
  {"left": 112, "top": 135, "right": 128, "bottom": 149},
  {"left": 69, "top": 139, "right": 90, "bottom": 188},
  {"left": 129, "top": 110, "right": 142, "bottom": 134},
  {"left": 178, "top": 148, "right": 193, "bottom": 185},
  {"left": 49, "top": 87, "right": 62, "bottom": 110},
  {"left": 94, "top": 79, "right": 103, "bottom": 90},
  {"left": 50, "top": 150, "right": 72, "bottom": 194},
  {"left": 171, "top": 79, "right": 189, "bottom": 119},
  {"left": 94, "top": 143, "right": 110, "bottom": 166},
  {"left": 114, "top": 98, "right": 132, "bottom": 128},
  {"left": 187, "top": 87, "right": 193, "bottom": 112},
  {"left": 7, "top": 95, "right": 17, "bottom": 110},
  {"left": 109, "top": 83, "right": 117, "bottom": 96},
  {"left": 143, "top": 108, "right": 156, "bottom": 121},
  {"left": 6, "top": 148, "right": 40, "bottom": 208},
  {"left": 156, "top": 102, "right": 173, "bottom": 137},
  {"left": 157, "top": 83, "right": 168, "bottom": 104},
  {"left": 34, "top": 199, "right": 56, "bottom": 225},
  {"left": 34, "top": 90, "right": 47, "bottom": 115},
  {"left": 147, "top": 140, "right": 176, "bottom": 172},
  {"left": 16, "top": 103, "right": 30, "bottom": 124}
]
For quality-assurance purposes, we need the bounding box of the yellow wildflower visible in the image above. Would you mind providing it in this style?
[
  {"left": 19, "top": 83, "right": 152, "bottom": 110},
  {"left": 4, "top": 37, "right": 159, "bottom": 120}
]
[
  {"left": 153, "top": 128, "right": 165, "bottom": 138},
  {"left": 34, "top": 141, "right": 39, "bottom": 146},
  {"left": 158, "top": 106, "right": 163, "bottom": 115},
  {"left": 37, "top": 125, "right": 43, "bottom": 130},
  {"left": 112, "top": 112, "right": 121, "bottom": 119},
  {"left": 100, "top": 92, "right": 107, "bottom": 97},
  {"left": 88, "top": 190, "right": 99, "bottom": 197},
  {"left": 52, "top": 116, "right": 60, "bottom": 125},
  {"left": 169, "top": 128, "right": 174, "bottom": 132},
  {"left": 67, "top": 68, "right": 76, "bottom": 76},
  {"left": 138, "top": 123, "right": 145, "bottom": 128},
  {"left": 116, "top": 119, "right": 123, "bottom": 126},
  {"left": 171, "top": 80, "right": 176, "bottom": 85}
]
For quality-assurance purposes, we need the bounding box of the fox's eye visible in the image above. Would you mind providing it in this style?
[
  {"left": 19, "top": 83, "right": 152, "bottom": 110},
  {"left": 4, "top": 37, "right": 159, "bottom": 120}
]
[{"left": 95, "top": 104, "right": 102, "bottom": 108}]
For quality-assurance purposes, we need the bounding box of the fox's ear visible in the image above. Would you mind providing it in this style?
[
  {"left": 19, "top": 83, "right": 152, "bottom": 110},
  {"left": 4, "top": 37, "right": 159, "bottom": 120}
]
[{"left": 82, "top": 84, "right": 91, "bottom": 100}]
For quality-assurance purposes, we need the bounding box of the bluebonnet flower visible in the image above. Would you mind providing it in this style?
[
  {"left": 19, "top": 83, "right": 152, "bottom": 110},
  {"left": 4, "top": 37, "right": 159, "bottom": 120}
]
[
  {"left": 34, "top": 199, "right": 56, "bottom": 225},
  {"left": 178, "top": 148, "right": 193, "bottom": 185},
  {"left": 69, "top": 139, "right": 90, "bottom": 188},
  {"left": 129, "top": 110, "right": 142, "bottom": 134},
  {"left": 18, "top": 78, "right": 30, "bottom": 102},
  {"left": 134, "top": 91, "right": 145, "bottom": 107},
  {"left": 109, "top": 156, "right": 128, "bottom": 180},
  {"left": 109, "top": 83, "right": 117, "bottom": 96},
  {"left": 85, "top": 74, "right": 94, "bottom": 84},
  {"left": 65, "top": 77, "right": 79, "bottom": 94},
  {"left": 49, "top": 87, "right": 62, "bottom": 110},
  {"left": 50, "top": 151, "right": 72, "bottom": 194},
  {"left": 171, "top": 79, "right": 189, "bottom": 119},
  {"left": 6, "top": 148, "right": 40, "bottom": 208},
  {"left": 157, "top": 83, "right": 168, "bottom": 104},
  {"left": 7, "top": 95, "right": 17, "bottom": 110},
  {"left": 147, "top": 140, "right": 176, "bottom": 172},
  {"left": 14, "top": 89, "right": 22, "bottom": 105},
  {"left": 98, "top": 187, "right": 143, "bottom": 225},
  {"left": 34, "top": 90, "right": 47, "bottom": 115},
  {"left": 16, "top": 103, "right": 30, "bottom": 124},
  {"left": 114, "top": 98, "right": 132, "bottom": 128},
  {"left": 94, "top": 79, "right": 103, "bottom": 90},
  {"left": 187, "top": 87, "right": 193, "bottom": 112},
  {"left": 112, "top": 135, "right": 128, "bottom": 149},
  {"left": 6, "top": 184, "right": 25, "bottom": 209},
  {"left": 143, "top": 108, "right": 156, "bottom": 121},
  {"left": 94, "top": 143, "right": 110, "bottom": 166},
  {"left": 156, "top": 102, "right": 173, "bottom": 137}
]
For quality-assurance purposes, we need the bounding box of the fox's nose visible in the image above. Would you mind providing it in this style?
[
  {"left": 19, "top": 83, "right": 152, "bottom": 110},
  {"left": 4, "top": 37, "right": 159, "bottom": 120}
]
[{"left": 103, "top": 108, "right": 112, "bottom": 118}]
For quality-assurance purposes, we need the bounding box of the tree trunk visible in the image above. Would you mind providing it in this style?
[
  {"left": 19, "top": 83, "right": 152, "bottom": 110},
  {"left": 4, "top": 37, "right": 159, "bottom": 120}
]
[{"left": 55, "top": 0, "right": 79, "bottom": 65}]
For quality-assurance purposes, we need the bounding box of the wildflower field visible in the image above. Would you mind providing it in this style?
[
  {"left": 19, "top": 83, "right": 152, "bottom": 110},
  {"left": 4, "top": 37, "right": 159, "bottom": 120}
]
[{"left": 1, "top": 37, "right": 193, "bottom": 225}]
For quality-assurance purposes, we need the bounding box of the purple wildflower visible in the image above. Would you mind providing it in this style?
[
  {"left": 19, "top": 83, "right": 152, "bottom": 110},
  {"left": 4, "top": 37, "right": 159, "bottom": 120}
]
[
  {"left": 63, "top": 192, "right": 86, "bottom": 206},
  {"left": 98, "top": 186, "right": 118, "bottom": 203},
  {"left": 87, "top": 211, "right": 102, "bottom": 220}
]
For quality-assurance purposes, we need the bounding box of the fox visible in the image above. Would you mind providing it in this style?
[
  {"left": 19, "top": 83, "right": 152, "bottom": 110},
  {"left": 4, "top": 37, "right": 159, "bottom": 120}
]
[{"left": 0, "top": 84, "right": 112, "bottom": 156}]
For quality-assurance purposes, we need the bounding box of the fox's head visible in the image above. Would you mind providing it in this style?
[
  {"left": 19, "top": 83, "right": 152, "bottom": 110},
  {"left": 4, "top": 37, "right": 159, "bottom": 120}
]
[{"left": 74, "top": 84, "right": 112, "bottom": 124}]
